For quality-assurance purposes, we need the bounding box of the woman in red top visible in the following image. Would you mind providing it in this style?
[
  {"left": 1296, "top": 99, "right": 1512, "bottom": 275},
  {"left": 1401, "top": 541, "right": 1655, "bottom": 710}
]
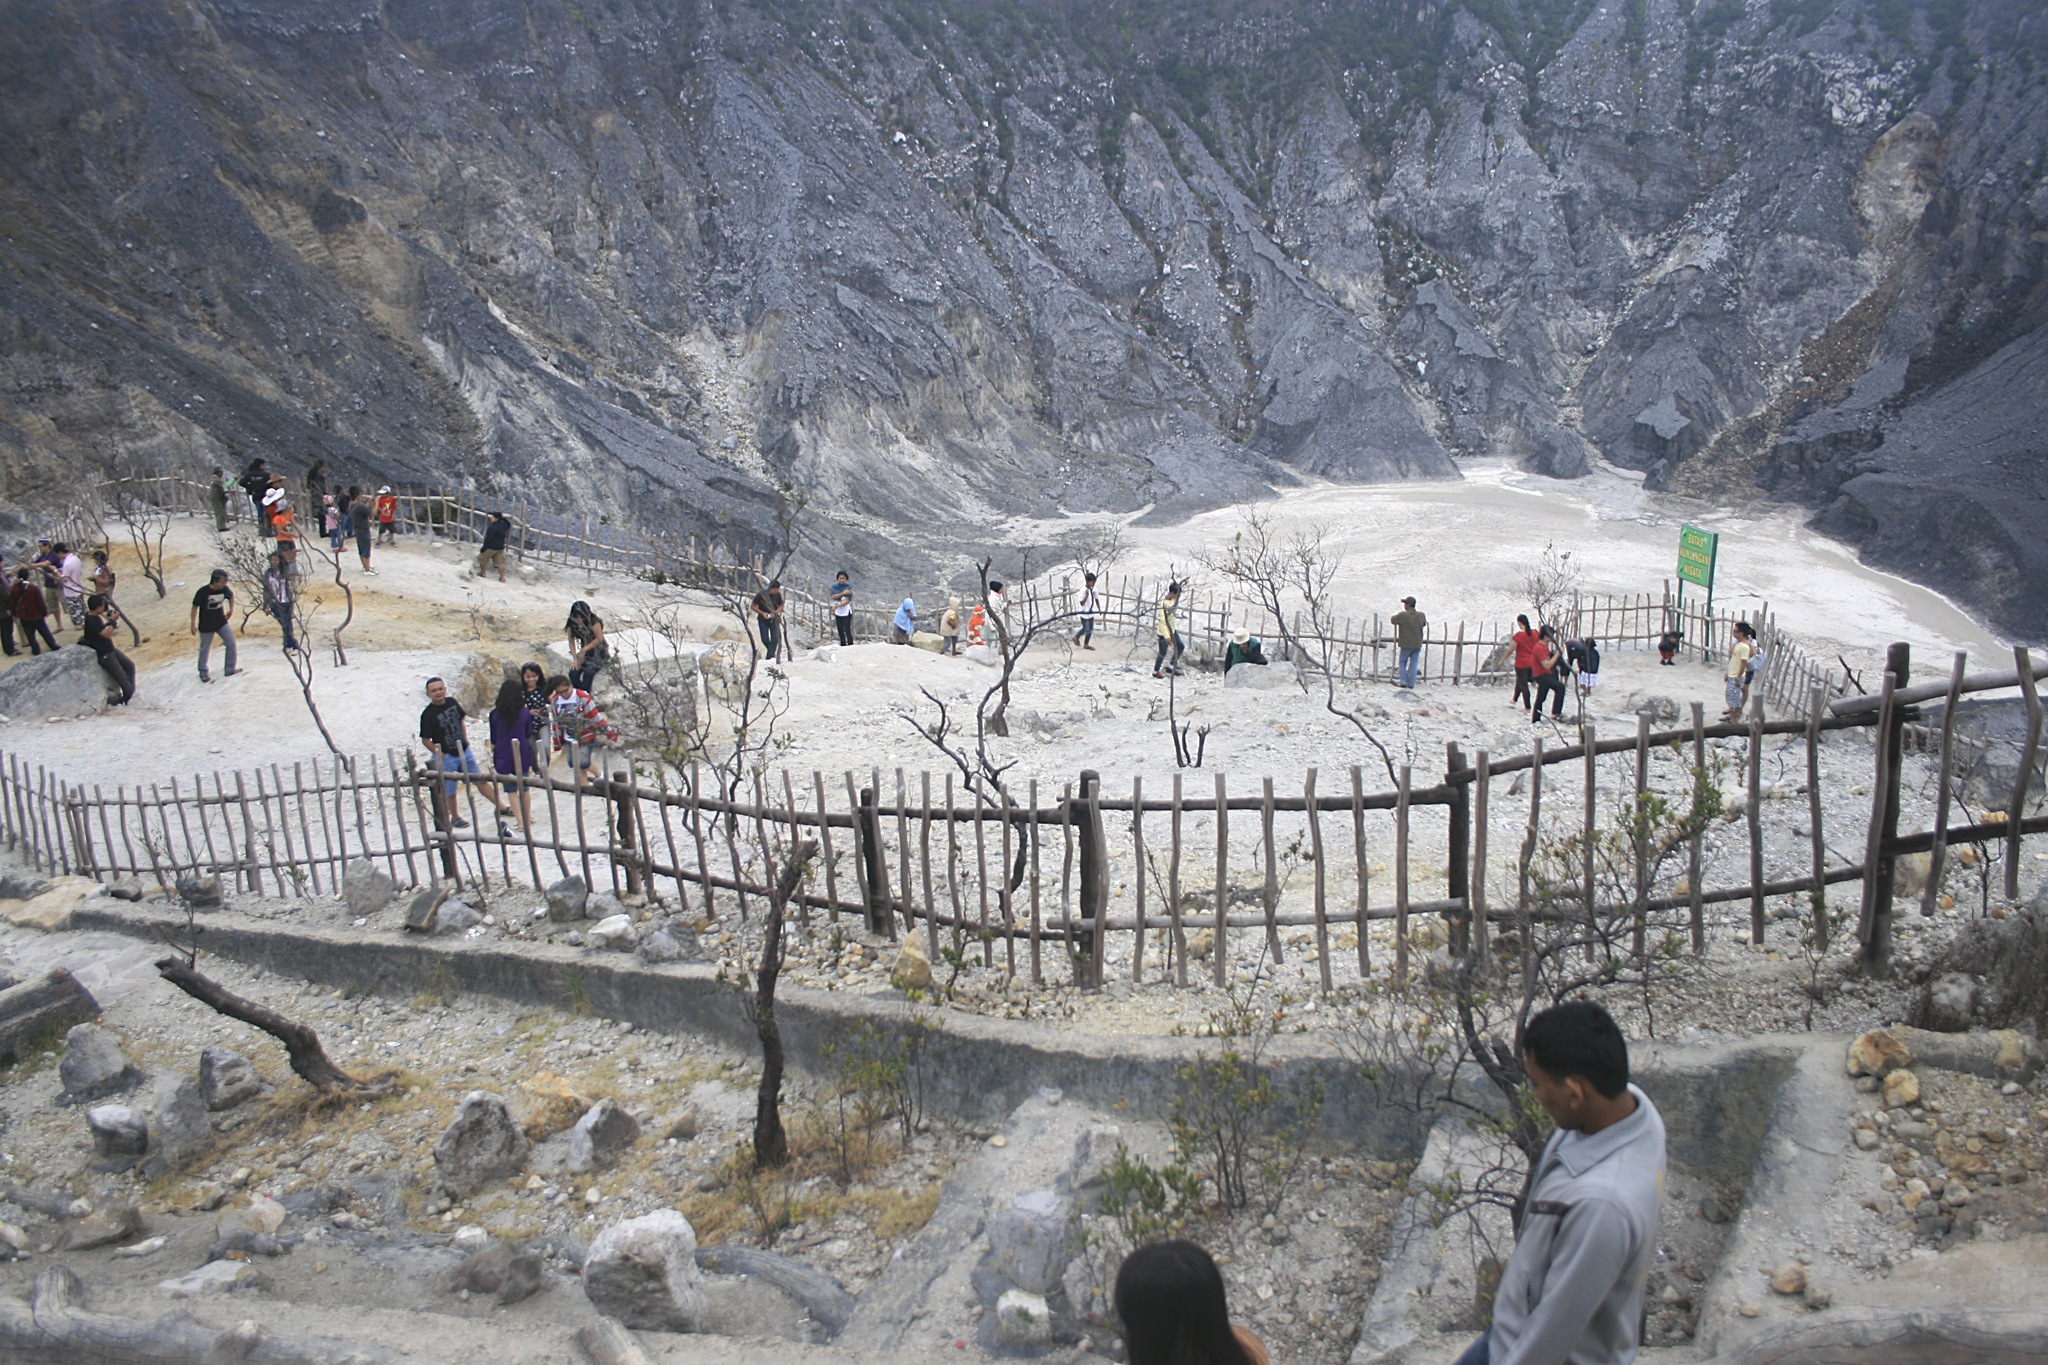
[{"left": 1511, "top": 613, "right": 1541, "bottom": 715}]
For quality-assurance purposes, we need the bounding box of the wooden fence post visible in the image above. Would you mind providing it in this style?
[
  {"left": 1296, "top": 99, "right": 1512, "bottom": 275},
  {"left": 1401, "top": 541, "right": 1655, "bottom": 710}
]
[
  {"left": 1688, "top": 702, "right": 1707, "bottom": 954},
  {"left": 1445, "top": 743, "right": 1470, "bottom": 953},
  {"left": 1076, "top": 769, "right": 1108, "bottom": 988},
  {"left": 856, "top": 784, "right": 891, "bottom": 937},
  {"left": 2008, "top": 645, "right": 2044, "bottom": 903},
  {"left": 612, "top": 771, "right": 642, "bottom": 897},
  {"left": 1858, "top": 643, "right": 1910, "bottom": 975}
]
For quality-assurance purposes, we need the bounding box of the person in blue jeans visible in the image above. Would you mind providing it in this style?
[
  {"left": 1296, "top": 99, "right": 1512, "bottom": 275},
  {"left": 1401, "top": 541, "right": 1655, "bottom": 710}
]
[
  {"left": 1452, "top": 1002, "right": 1667, "bottom": 1365},
  {"left": 263, "top": 552, "right": 298, "bottom": 653},
  {"left": 188, "top": 569, "right": 238, "bottom": 682},
  {"left": 1073, "top": 572, "right": 1099, "bottom": 649},
  {"left": 1391, "top": 596, "right": 1427, "bottom": 688}
]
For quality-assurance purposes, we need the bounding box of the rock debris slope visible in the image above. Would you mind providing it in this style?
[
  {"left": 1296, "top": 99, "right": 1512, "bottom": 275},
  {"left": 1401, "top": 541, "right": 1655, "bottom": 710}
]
[{"left": 0, "top": 0, "right": 2043, "bottom": 631}]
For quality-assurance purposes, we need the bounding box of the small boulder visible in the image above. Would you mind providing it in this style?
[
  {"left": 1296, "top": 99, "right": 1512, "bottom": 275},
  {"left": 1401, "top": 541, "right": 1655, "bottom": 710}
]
[
  {"left": 0, "top": 647, "right": 122, "bottom": 720},
  {"left": 517, "top": 1074, "right": 598, "bottom": 1141},
  {"left": 995, "top": 1288, "right": 1053, "bottom": 1349},
  {"left": 1186, "top": 929, "right": 1214, "bottom": 961},
  {"left": 433, "top": 1092, "right": 530, "bottom": 1197},
  {"left": 588, "top": 914, "right": 633, "bottom": 949},
  {"left": 1883, "top": 1069, "right": 1921, "bottom": 1109},
  {"left": 567, "top": 1098, "right": 641, "bottom": 1173},
  {"left": 198, "top": 1046, "right": 264, "bottom": 1112},
  {"left": 661, "top": 1107, "right": 702, "bottom": 1142},
  {"left": 60, "top": 1024, "right": 135, "bottom": 1100},
  {"left": 158, "top": 1260, "right": 267, "bottom": 1297},
  {"left": 63, "top": 1200, "right": 143, "bottom": 1251},
  {"left": 342, "top": 858, "right": 397, "bottom": 917},
  {"left": 214, "top": 1194, "right": 287, "bottom": 1240},
  {"left": 1769, "top": 1262, "right": 1808, "bottom": 1296},
  {"left": 434, "top": 900, "right": 483, "bottom": 936},
  {"left": 142, "top": 1075, "right": 211, "bottom": 1176},
  {"left": 1893, "top": 851, "right": 1933, "bottom": 900},
  {"left": 585, "top": 891, "right": 627, "bottom": 923},
  {"left": 988, "top": 1190, "right": 1073, "bottom": 1295},
  {"left": 87, "top": 1104, "right": 148, "bottom": 1161},
  {"left": 891, "top": 939, "right": 933, "bottom": 992},
  {"left": 637, "top": 929, "right": 683, "bottom": 963},
  {"left": 546, "top": 875, "right": 589, "bottom": 922},
  {"left": 175, "top": 874, "right": 222, "bottom": 909},
  {"left": 451, "top": 1241, "right": 548, "bottom": 1306},
  {"left": 1847, "top": 1028, "right": 1913, "bottom": 1078},
  {"left": 1070, "top": 1124, "right": 1124, "bottom": 1191},
  {"left": 583, "top": 1209, "right": 707, "bottom": 1332},
  {"left": 1222, "top": 660, "right": 1300, "bottom": 690},
  {"left": 403, "top": 884, "right": 451, "bottom": 933},
  {"left": 1920, "top": 974, "right": 1978, "bottom": 1033}
]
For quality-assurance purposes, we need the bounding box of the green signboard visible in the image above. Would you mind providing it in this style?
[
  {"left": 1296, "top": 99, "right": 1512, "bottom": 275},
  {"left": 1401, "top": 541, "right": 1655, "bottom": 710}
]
[
  {"left": 1677, "top": 523, "right": 1718, "bottom": 616},
  {"left": 1677, "top": 524, "right": 1717, "bottom": 589}
]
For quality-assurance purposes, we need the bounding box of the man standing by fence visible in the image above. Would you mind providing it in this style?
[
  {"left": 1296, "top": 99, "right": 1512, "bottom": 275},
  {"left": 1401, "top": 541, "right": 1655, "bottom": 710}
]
[
  {"left": 1392, "top": 596, "right": 1427, "bottom": 689},
  {"left": 419, "top": 676, "right": 505, "bottom": 828},
  {"left": 1723, "top": 623, "right": 1756, "bottom": 724},
  {"left": 830, "top": 571, "right": 854, "bottom": 646},
  {"left": 1451, "top": 1002, "right": 1666, "bottom": 1365},
  {"left": 1154, "top": 582, "right": 1185, "bottom": 678},
  {"left": 477, "top": 512, "right": 511, "bottom": 582},
  {"left": 1074, "top": 572, "right": 1099, "bottom": 650},
  {"left": 753, "top": 579, "right": 786, "bottom": 660},
  {"left": 207, "top": 469, "right": 231, "bottom": 532},
  {"left": 375, "top": 487, "right": 397, "bottom": 544},
  {"left": 189, "top": 569, "right": 237, "bottom": 683}
]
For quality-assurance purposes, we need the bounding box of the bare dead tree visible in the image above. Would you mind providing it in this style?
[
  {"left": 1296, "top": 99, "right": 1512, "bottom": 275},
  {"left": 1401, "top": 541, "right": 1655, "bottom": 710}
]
[
  {"left": 211, "top": 527, "right": 342, "bottom": 756},
  {"left": 106, "top": 473, "right": 171, "bottom": 600},
  {"left": 747, "top": 838, "right": 819, "bottom": 1170},
  {"left": 155, "top": 957, "right": 373, "bottom": 1094},
  {"left": 1204, "top": 509, "right": 1398, "bottom": 784},
  {"left": 1523, "top": 541, "right": 1581, "bottom": 631}
]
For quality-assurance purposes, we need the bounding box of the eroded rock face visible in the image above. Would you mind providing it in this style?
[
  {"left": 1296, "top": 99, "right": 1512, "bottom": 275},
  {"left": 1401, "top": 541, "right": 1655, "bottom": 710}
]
[{"left": 3, "top": 3, "right": 2040, "bottom": 625}]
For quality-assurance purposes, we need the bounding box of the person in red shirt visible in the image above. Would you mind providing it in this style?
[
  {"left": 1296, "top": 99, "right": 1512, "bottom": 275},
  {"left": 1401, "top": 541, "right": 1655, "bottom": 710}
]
[
  {"left": 375, "top": 487, "right": 398, "bottom": 544},
  {"left": 1511, "top": 613, "right": 1541, "bottom": 716},
  {"left": 11, "top": 570, "right": 56, "bottom": 655}
]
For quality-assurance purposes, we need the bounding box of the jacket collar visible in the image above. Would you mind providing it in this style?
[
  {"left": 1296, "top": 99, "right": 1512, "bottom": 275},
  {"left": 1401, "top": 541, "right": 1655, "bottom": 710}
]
[{"left": 1553, "top": 1083, "right": 1653, "bottom": 1178}]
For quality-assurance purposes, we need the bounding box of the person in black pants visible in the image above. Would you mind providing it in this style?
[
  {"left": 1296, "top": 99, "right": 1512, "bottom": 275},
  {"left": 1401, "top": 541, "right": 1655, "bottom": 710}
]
[
  {"left": 12, "top": 570, "right": 56, "bottom": 655},
  {"left": 1530, "top": 626, "right": 1569, "bottom": 722},
  {"left": 80, "top": 595, "right": 135, "bottom": 704}
]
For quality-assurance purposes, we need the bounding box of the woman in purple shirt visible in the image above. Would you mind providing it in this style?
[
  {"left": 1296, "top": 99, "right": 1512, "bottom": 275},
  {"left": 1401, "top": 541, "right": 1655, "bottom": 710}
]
[{"left": 488, "top": 678, "right": 538, "bottom": 837}]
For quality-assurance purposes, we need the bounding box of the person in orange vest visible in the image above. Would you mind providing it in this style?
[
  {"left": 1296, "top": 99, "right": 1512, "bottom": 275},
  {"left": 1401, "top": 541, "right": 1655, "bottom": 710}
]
[
  {"left": 375, "top": 487, "right": 398, "bottom": 544},
  {"left": 265, "top": 487, "right": 298, "bottom": 573}
]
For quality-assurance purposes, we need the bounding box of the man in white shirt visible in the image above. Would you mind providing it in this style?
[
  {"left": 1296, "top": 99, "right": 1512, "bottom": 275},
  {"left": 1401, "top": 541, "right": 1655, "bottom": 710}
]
[
  {"left": 1453, "top": 1002, "right": 1667, "bottom": 1365},
  {"left": 56, "top": 543, "right": 87, "bottom": 630},
  {"left": 1073, "top": 572, "right": 1100, "bottom": 650}
]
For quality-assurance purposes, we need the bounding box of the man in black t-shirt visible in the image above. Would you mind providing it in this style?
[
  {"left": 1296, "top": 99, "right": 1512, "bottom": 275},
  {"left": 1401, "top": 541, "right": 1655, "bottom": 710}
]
[
  {"left": 188, "top": 569, "right": 237, "bottom": 683},
  {"left": 419, "top": 677, "right": 507, "bottom": 829},
  {"left": 476, "top": 512, "right": 511, "bottom": 582},
  {"left": 81, "top": 595, "right": 135, "bottom": 704}
]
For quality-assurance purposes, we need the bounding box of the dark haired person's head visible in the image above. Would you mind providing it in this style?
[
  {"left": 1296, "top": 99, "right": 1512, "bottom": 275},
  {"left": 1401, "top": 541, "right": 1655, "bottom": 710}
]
[
  {"left": 522, "top": 662, "right": 545, "bottom": 689},
  {"left": 989, "top": 580, "right": 1004, "bottom": 594},
  {"left": 494, "top": 678, "right": 526, "bottom": 725},
  {"left": 1085, "top": 572, "right": 1097, "bottom": 584},
  {"left": 210, "top": 570, "right": 229, "bottom": 585},
  {"left": 1517, "top": 614, "right": 1531, "bottom": 631},
  {"left": 836, "top": 570, "right": 848, "bottom": 582},
  {"left": 548, "top": 674, "right": 573, "bottom": 695},
  {"left": 86, "top": 594, "right": 106, "bottom": 613},
  {"left": 1522, "top": 1001, "right": 1632, "bottom": 1132},
  {"left": 51, "top": 542, "right": 66, "bottom": 556},
  {"left": 1735, "top": 621, "right": 1755, "bottom": 640},
  {"left": 92, "top": 550, "right": 107, "bottom": 565},
  {"left": 1114, "top": 1240, "right": 1254, "bottom": 1365}
]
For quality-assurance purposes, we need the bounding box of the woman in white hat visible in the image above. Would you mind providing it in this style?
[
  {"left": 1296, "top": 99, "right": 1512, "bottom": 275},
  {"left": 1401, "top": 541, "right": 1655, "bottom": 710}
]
[{"left": 1224, "top": 627, "right": 1266, "bottom": 672}]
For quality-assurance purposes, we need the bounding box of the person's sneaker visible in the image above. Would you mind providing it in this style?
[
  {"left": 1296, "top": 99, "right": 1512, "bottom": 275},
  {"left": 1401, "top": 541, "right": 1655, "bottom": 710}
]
[
  {"left": 200, "top": 675, "right": 213, "bottom": 683},
  {"left": 451, "top": 816, "right": 470, "bottom": 829},
  {"left": 1154, "top": 671, "right": 1165, "bottom": 678}
]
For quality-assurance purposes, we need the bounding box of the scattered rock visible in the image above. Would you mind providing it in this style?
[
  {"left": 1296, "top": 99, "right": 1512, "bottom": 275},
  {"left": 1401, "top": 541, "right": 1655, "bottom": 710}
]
[
  {"left": 1697, "top": 1196, "right": 1730, "bottom": 1224},
  {"left": 1070, "top": 1124, "right": 1124, "bottom": 1190},
  {"left": 198, "top": 1046, "right": 264, "bottom": 1111},
  {"left": 1187, "top": 929, "right": 1214, "bottom": 961},
  {"left": 434, "top": 899, "right": 484, "bottom": 936},
  {"left": 891, "top": 939, "right": 933, "bottom": 992},
  {"left": 451, "top": 1241, "right": 549, "bottom": 1305},
  {"left": 433, "top": 1092, "right": 531, "bottom": 1197},
  {"left": 1920, "top": 974, "right": 1979, "bottom": 1033},
  {"left": 1222, "top": 660, "right": 1300, "bottom": 690},
  {"left": 403, "top": 884, "right": 451, "bottom": 933},
  {"left": 995, "top": 1288, "right": 1053, "bottom": 1349},
  {"left": 637, "top": 929, "right": 683, "bottom": 963},
  {"left": 1891, "top": 1120, "right": 1936, "bottom": 1142},
  {"left": 1852, "top": 1127, "right": 1880, "bottom": 1150},
  {"left": 158, "top": 1259, "right": 268, "bottom": 1298},
  {"left": 586, "top": 892, "right": 627, "bottom": 923},
  {"left": 586, "top": 913, "right": 632, "bottom": 949},
  {"left": 1846, "top": 1028, "right": 1913, "bottom": 1078},
  {"left": 175, "top": 874, "right": 222, "bottom": 909},
  {"left": 59, "top": 1023, "right": 135, "bottom": 1099},
  {"left": 988, "top": 1190, "right": 1073, "bottom": 1295},
  {"left": 86, "top": 1104, "right": 148, "bottom": 1161},
  {"left": 583, "top": 1209, "right": 707, "bottom": 1332},
  {"left": 6, "top": 878, "right": 100, "bottom": 932},
  {"left": 214, "top": 1194, "right": 286, "bottom": 1240},
  {"left": 342, "top": 858, "right": 397, "bottom": 917},
  {"left": 1884, "top": 1069, "right": 1922, "bottom": 1109},
  {"left": 567, "top": 1098, "right": 640, "bottom": 1173},
  {"left": 546, "top": 875, "right": 590, "bottom": 922},
  {"left": 1769, "top": 1262, "right": 1807, "bottom": 1295},
  {"left": 1803, "top": 1283, "right": 1832, "bottom": 1310},
  {"left": 142, "top": 1074, "right": 211, "bottom": 1176},
  {"left": 63, "top": 1200, "right": 142, "bottom": 1251},
  {"left": 111, "top": 1234, "right": 166, "bottom": 1258},
  {"left": 661, "top": 1107, "right": 702, "bottom": 1143}
]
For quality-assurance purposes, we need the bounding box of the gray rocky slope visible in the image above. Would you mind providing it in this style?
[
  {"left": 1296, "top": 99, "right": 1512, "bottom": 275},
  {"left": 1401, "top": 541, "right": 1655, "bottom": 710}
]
[{"left": 0, "top": 0, "right": 2042, "bottom": 635}]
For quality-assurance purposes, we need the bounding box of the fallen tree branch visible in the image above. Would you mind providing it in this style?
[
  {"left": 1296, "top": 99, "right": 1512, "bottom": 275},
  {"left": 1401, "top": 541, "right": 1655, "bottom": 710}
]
[
  {"left": 1, "top": 1264, "right": 450, "bottom": 1364},
  {"left": 153, "top": 958, "right": 369, "bottom": 1094}
]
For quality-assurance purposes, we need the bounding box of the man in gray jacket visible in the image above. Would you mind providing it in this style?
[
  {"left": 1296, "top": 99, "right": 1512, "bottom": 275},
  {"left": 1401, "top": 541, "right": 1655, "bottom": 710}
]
[{"left": 1455, "top": 1001, "right": 1666, "bottom": 1365}]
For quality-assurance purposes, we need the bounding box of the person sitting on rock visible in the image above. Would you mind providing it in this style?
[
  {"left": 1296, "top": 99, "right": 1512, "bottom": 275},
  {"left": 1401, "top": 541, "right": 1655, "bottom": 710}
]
[
  {"left": 80, "top": 594, "right": 135, "bottom": 705},
  {"left": 1115, "top": 1239, "right": 1268, "bottom": 1365},
  {"left": 1224, "top": 628, "right": 1267, "bottom": 672}
]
